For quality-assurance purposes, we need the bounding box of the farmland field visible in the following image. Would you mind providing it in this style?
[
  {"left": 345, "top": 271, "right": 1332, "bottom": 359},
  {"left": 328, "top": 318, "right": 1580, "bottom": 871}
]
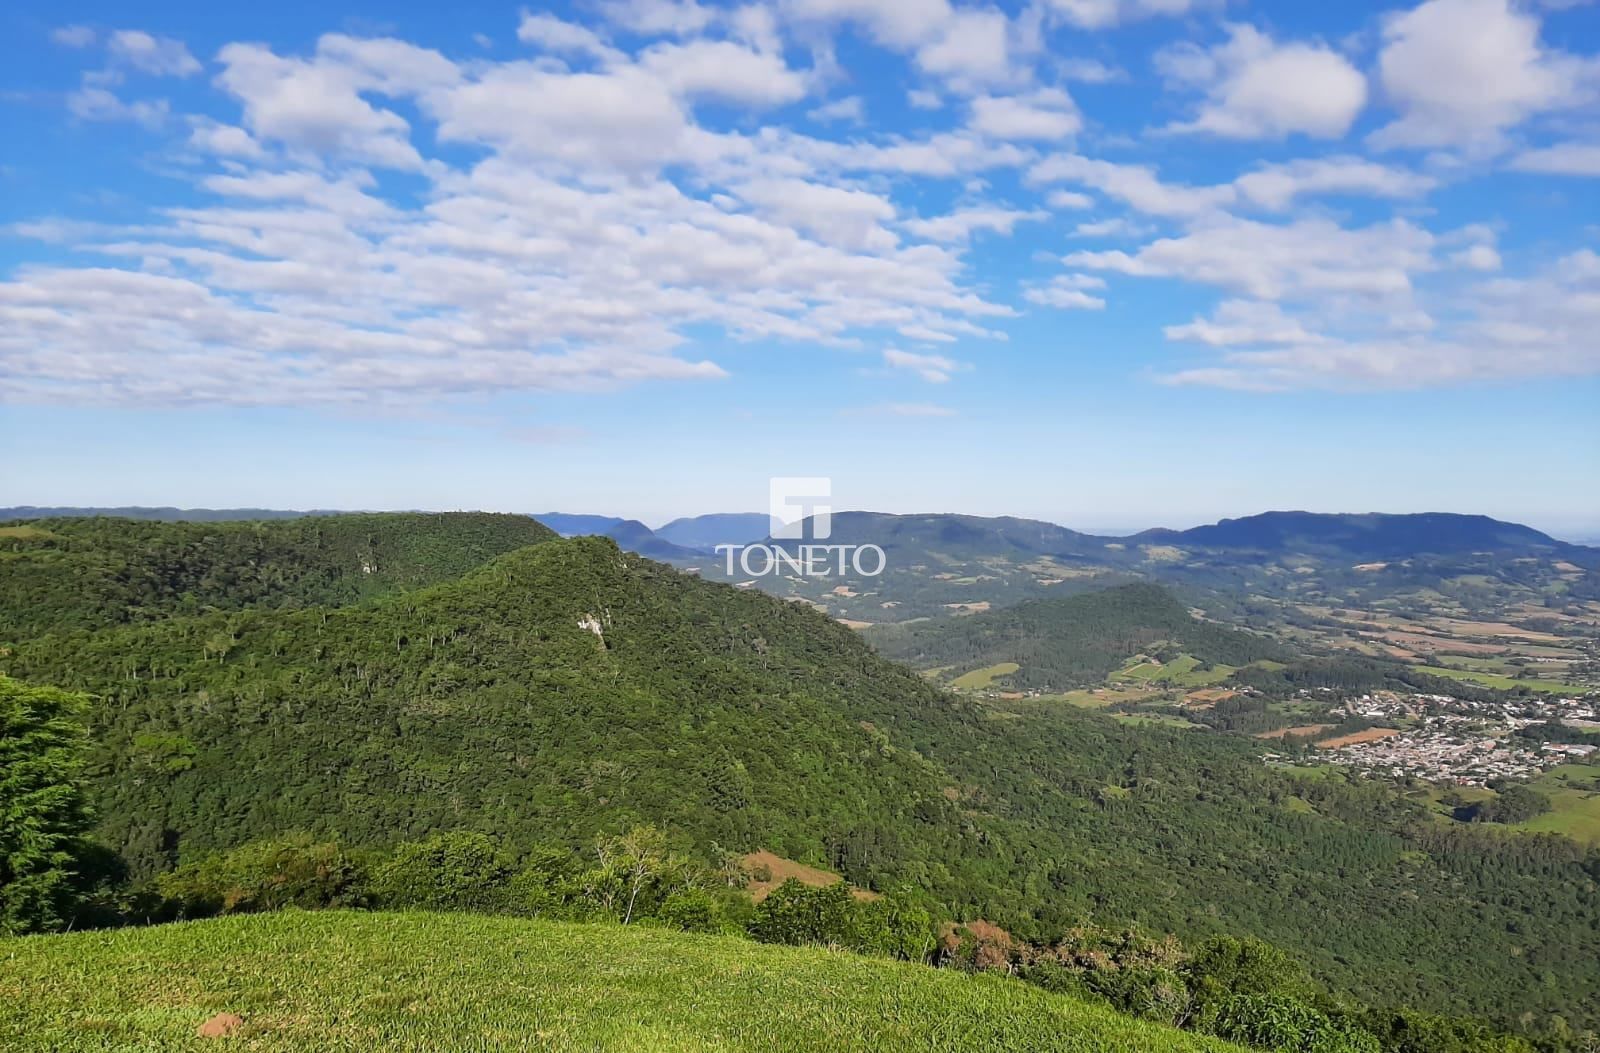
[{"left": 0, "top": 912, "right": 1245, "bottom": 1053}]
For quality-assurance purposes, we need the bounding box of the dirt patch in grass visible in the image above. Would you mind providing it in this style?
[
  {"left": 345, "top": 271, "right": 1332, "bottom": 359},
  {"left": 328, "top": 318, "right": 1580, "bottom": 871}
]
[{"left": 740, "top": 851, "right": 877, "bottom": 902}]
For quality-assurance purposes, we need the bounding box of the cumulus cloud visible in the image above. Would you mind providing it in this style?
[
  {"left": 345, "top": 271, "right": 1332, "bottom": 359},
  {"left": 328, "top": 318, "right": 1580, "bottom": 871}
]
[
  {"left": 968, "top": 88, "right": 1081, "bottom": 140},
  {"left": 1066, "top": 215, "right": 1436, "bottom": 301},
  {"left": 7, "top": 28, "right": 1033, "bottom": 409},
  {"left": 1511, "top": 141, "right": 1600, "bottom": 175},
  {"left": 902, "top": 206, "right": 1047, "bottom": 242},
  {"left": 1370, "top": 0, "right": 1593, "bottom": 150},
  {"left": 107, "top": 30, "right": 202, "bottom": 76},
  {"left": 1233, "top": 157, "right": 1436, "bottom": 211},
  {"left": 1159, "top": 25, "right": 1368, "bottom": 140},
  {"left": 1025, "top": 272, "right": 1107, "bottom": 309}
]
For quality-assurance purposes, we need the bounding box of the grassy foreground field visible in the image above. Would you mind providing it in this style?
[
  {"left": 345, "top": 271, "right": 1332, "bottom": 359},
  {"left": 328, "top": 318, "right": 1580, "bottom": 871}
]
[{"left": 0, "top": 911, "right": 1246, "bottom": 1052}]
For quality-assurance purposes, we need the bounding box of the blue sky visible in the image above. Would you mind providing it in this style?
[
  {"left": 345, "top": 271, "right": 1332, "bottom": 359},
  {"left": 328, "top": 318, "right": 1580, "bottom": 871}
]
[{"left": 2, "top": 0, "right": 1597, "bottom": 535}]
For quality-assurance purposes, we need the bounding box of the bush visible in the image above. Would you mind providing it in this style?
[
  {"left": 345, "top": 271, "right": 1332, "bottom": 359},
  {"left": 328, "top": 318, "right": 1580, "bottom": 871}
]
[
  {"left": 372, "top": 832, "right": 514, "bottom": 912},
  {"left": 657, "top": 887, "right": 723, "bottom": 933},
  {"left": 1209, "top": 994, "right": 1381, "bottom": 1053},
  {"left": 854, "top": 886, "right": 936, "bottom": 962},
  {"left": 747, "top": 879, "right": 860, "bottom": 948},
  {"left": 157, "top": 835, "right": 368, "bottom": 916}
]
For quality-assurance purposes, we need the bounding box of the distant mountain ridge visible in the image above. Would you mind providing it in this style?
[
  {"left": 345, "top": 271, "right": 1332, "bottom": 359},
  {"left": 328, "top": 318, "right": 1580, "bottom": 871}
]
[{"left": 1134, "top": 511, "right": 1578, "bottom": 559}]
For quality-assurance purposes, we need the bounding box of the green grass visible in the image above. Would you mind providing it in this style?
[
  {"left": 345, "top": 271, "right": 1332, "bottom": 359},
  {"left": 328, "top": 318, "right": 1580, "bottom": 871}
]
[
  {"left": 1414, "top": 665, "right": 1591, "bottom": 695},
  {"left": 1517, "top": 764, "right": 1600, "bottom": 844},
  {"left": 0, "top": 912, "right": 1247, "bottom": 1052},
  {"left": 1110, "top": 654, "right": 1236, "bottom": 688},
  {"left": 950, "top": 662, "right": 1020, "bottom": 690}
]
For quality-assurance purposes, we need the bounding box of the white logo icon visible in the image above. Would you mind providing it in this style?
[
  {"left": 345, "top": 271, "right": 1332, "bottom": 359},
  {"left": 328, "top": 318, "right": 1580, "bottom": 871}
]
[{"left": 769, "top": 476, "right": 832, "bottom": 540}]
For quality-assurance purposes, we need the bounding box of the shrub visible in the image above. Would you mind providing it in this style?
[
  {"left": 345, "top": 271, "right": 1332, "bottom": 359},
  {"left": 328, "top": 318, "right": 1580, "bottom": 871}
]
[
  {"left": 1208, "top": 994, "right": 1381, "bottom": 1053},
  {"left": 855, "top": 886, "right": 936, "bottom": 962},
  {"left": 157, "top": 835, "right": 368, "bottom": 916},
  {"left": 747, "top": 879, "right": 860, "bottom": 948},
  {"left": 657, "top": 887, "right": 723, "bottom": 933},
  {"left": 372, "top": 832, "right": 514, "bottom": 912}
]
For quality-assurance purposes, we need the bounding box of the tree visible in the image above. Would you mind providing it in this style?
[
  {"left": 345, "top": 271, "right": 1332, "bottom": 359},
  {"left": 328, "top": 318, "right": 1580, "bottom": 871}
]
[
  {"left": 591, "top": 825, "right": 684, "bottom": 925},
  {"left": 0, "top": 677, "right": 94, "bottom": 934},
  {"left": 372, "top": 831, "right": 514, "bottom": 911}
]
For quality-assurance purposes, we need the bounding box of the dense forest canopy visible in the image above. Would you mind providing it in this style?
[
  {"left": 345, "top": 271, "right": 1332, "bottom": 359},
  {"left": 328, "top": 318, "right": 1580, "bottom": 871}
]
[{"left": 1, "top": 519, "right": 1597, "bottom": 1039}]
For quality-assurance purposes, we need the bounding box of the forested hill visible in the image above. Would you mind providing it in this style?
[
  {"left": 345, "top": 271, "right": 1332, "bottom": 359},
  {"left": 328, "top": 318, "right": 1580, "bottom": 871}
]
[
  {"left": 1136, "top": 511, "right": 1579, "bottom": 559},
  {"left": 6, "top": 533, "right": 1599, "bottom": 1031},
  {"left": 0, "top": 512, "right": 556, "bottom": 638},
  {"left": 869, "top": 583, "right": 1290, "bottom": 690}
]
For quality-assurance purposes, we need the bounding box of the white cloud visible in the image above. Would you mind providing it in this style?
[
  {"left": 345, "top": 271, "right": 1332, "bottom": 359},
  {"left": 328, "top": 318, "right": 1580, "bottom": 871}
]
[
  {"left": 1160, "top": 25, "right": 1368, "bottom": 140},
  {"left": 107, "top": 30, "right": 202, "bottom": 76},
  {"left": 1029, "top": 154, "right": 1233, "bottom": 217},
  {"left": 809, "top": 96, "right": 865, "bottom": 123},
  {"left": 66, "top": 87, "right": 168, "bottom": 127},
  {"left": 640, "top": 40, "right": 809, "bottom": 105},
  {"left": 599, "top": 0, "right": 718, "bottom": 36},
  {"left": 969, "top": 88, "right": 1080, "bottom": 140},
  {"left": 1370, "top": 0, "right": 1592, "bottom": 150},
  {"left": 1450, "top": 244, "right": 1503, "bottom": 271},
  {"left": 187, "top": 120, "right": 267, "bottom": 159},
  {"left": 907, "top": 89, "right": 943, "bottom": 110},
  {"left": 1511, "top": 141, "right": 1600, "bottom": 175},
  {"left": 215, "top": 40, "right": 435, "bottom": 169},
  {"left": 883, "top": 348, "right": 963, "bottom": 381},
  {"left": 1233, "top": 157, "right": 1436, "bottom": 210},
  {"left": 1164, "top": 300, "right": 1332, "bottom": 346},
  {"left": 1046, "top": 0, "right": 1199, "bottom": 30},
  {"left": 1046, "top": 189, "right": 1093, "bottom": 209},
  {"left": 902, "top": 206, "right": 1046, "bottom": 242},
  {"left": 52, "top": 25, "right": 97, "bottom": 48},
  {"left": 736, "top": 178, "right": 898, "bottom": 251},
  {"left": 516, "top": 14, "right": 624, "bottom": 63},
  {"left": 785, "top": 0, "right": 953, "bottom": 49},
  {"left": 1025, "top": 272, "right": 1106, "bottom": 309},
  {"left": 1066, "top": 215, "right": 1436, "bottom": 300},
  {"left": 915, "top": 8, "right": 1015, "bottom": 89}
]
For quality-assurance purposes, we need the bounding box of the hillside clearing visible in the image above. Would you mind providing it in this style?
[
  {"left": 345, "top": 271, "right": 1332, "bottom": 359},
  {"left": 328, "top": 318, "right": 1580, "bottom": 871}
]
[{"left": 0, "top": 912, "right": 1244, "bottom": 1053}]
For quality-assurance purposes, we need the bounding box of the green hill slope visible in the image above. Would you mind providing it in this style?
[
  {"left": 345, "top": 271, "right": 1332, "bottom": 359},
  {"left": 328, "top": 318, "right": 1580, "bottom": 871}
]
[
  {"left": 0, "top": 512, "right": 556, "bottom": 638},
  {"left": 870, "top": 583, "right": 1289, "bottom": 690},
  {"left": 6, "top": 533, "right": 1599, "bottom": 1032},
  {"left": 0, "top": 911, "right": 1244, "bottom": 1052},
  {"left": 7, "top": 536, "right": 970, "bottom": 878}
]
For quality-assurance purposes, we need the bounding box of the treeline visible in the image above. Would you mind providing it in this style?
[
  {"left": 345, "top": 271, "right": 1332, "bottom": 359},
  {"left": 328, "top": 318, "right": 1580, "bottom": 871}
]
[
  {"left": 1233, "top": 657, "right": 1501, "bottom": 701},
  {"left": 0, "top": 512, "right": 555, "bottom": 638},
  {"left": 40, "top": 820, "right": 1560, "bottom": 1053}
]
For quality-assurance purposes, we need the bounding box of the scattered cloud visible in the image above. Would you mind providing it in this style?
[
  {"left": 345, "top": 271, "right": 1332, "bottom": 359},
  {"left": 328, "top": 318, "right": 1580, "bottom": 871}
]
[
  {"left": 809, "top": 96, "right": 865, "bottom": 123},
  {"left": 1511, "top": 141, "right": 1600, "bottom": 175},
  {"left": 1370, "top": 0, "right": 1593, "bottom": 151},
  {"left": 968, "top": 88, "right": 1081, "bottom": 140},
  {"left": 51, "top": 25, "right": 97, "bottom": 49},
  {"left": 1158, "top": 24, "right": 1367, "bottom": 140},
  {"left": 883, "top": 348, "right": 965, "bottom": 381},
  {"left": 107, "top": 30, "right": 202, "bottom": 77}
]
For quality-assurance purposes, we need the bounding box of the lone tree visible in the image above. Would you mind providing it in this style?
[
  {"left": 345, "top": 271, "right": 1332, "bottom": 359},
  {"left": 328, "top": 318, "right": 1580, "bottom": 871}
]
[{"left": 0, "top": 676, "right": 94, "bottom": 934}]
